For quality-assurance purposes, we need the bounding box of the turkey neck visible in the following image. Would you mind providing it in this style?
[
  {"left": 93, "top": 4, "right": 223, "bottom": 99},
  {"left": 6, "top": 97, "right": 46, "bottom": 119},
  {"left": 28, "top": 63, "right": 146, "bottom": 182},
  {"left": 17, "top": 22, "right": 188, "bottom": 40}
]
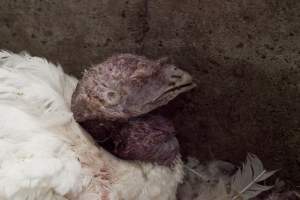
[
  {"left": 79, "top": 115, "right": 181, "bottom": 167},
  {"left": 79, "top": 118, "right": 125, "bottom": 153}
]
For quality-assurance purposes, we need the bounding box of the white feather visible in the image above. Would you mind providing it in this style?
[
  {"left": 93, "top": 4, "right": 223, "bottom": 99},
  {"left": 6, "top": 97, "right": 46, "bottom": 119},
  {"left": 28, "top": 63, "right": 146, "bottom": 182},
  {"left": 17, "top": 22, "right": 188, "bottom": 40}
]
[
  {"left": 179, "top": 154, "right": 276, "bottom": 200},
  {"left": 231, "top": 154, "right": 277, "bottom": 200}
]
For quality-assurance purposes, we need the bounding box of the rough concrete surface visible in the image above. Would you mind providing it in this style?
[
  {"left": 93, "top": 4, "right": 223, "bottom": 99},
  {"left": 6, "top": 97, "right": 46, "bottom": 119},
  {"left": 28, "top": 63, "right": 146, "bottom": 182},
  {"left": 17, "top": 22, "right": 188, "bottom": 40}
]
[{"left": 0, "top": 0, "right": 299, "bottom": 184}]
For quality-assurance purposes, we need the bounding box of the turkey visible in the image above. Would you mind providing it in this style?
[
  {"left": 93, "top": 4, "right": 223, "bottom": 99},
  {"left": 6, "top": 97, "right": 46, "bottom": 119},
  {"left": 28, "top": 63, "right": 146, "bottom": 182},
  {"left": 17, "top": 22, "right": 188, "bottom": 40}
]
[{"left": 0, "top": 51, "right": 195, "bottom": 200}]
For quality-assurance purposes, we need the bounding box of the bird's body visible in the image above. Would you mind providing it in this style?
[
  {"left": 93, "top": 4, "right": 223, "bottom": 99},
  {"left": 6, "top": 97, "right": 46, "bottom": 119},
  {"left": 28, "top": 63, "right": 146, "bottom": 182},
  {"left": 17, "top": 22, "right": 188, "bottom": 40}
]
[{"left": 0, "top": 51, "right": 183, "bottom": 200}]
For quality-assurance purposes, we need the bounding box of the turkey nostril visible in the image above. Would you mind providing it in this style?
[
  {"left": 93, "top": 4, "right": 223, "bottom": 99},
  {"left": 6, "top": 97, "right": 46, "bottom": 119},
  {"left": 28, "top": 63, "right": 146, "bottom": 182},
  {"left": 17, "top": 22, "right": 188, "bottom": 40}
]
[
  {"left": 168, "top": 82, "right": 176, "bottom": 86},
  {"left": 171, "top": 75, "right": 182, "bottom": 79}
]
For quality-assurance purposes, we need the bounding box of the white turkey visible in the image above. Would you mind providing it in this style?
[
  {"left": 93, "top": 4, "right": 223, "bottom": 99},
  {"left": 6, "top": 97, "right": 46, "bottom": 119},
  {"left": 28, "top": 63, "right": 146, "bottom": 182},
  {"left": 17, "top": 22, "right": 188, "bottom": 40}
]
[{"left": 0, "top": 51, "right": 195, "bottom": 200}]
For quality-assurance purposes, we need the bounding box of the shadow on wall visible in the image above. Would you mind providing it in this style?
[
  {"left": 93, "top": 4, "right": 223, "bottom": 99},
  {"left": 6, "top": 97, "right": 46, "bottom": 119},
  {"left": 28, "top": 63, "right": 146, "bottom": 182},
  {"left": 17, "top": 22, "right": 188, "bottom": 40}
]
[{"left": 0, "top": 0, "right": 299, "bottom": 184}]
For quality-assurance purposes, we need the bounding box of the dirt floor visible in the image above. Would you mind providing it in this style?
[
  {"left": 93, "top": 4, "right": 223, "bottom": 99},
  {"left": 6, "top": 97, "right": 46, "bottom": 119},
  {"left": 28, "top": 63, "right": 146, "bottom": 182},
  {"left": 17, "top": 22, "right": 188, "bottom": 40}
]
[{"left": 0, "top": 0, "right": 299, "bottom": 185}]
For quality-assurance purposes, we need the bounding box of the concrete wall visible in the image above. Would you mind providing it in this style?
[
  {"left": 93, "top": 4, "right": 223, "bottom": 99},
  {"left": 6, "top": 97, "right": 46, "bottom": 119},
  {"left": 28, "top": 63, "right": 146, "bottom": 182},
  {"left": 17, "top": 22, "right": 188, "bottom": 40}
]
[{"left": 0, "top": 0, "right": 299, "bottom": 184}]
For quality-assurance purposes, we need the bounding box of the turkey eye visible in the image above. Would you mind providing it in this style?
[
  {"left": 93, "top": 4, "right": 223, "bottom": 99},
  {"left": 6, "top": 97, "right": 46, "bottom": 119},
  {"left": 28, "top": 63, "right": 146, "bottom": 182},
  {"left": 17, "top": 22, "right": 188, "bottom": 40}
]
[
  {"left": 107, "top": 91, "right": 116, "bottom": 98},
  {"left": 104, "top": 91, "right": 120, "bottom": 105}
]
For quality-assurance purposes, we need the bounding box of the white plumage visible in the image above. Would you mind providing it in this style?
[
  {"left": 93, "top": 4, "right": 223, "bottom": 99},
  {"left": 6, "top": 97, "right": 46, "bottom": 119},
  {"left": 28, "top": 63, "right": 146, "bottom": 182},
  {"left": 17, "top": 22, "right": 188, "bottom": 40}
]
[{"left": 0, "top": 51, "right": 183, "bottom": 200}]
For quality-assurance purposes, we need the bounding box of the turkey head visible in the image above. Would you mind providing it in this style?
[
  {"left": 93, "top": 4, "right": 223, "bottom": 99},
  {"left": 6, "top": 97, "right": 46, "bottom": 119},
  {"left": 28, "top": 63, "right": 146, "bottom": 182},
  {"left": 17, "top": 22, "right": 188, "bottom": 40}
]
[
  {"left": 71, "top": 54, "right": 195, "bottom": 122},
  {"left": 71, "top": 54, "right": 195, "bottom": 164}
]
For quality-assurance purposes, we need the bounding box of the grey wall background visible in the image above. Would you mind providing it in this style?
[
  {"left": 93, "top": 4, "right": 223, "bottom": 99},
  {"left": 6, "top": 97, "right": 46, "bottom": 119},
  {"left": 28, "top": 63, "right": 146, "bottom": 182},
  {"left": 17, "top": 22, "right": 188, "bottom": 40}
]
[{"left": 0, "top": 0, "right": 299, "bottom": 184}]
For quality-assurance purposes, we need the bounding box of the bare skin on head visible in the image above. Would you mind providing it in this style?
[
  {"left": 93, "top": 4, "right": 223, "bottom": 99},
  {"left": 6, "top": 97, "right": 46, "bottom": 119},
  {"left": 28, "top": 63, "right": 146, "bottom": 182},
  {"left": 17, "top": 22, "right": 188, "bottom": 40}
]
[
  {"left": 71, "top": 54, "right": 195, "bottom": 122},
  {"left": 71, "top": 54, "right": 195, "bottom": 166}
]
